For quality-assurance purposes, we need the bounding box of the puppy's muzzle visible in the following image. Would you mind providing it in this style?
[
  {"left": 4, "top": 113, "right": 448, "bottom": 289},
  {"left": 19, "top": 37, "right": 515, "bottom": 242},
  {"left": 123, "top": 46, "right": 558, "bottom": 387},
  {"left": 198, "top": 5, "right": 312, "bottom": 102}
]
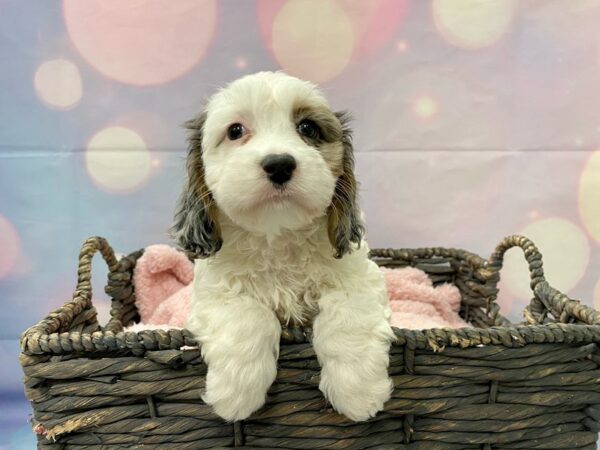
[{"left": 261, "top": 154, "right": 297, "bottom": 185}]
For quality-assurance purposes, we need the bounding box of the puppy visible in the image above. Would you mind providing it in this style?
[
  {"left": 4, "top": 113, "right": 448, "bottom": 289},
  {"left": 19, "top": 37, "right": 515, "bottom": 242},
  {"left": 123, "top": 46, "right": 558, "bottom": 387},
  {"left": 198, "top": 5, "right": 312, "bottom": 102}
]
[{"left": 171, "top": 71, "right": 394, "bottom": 422}]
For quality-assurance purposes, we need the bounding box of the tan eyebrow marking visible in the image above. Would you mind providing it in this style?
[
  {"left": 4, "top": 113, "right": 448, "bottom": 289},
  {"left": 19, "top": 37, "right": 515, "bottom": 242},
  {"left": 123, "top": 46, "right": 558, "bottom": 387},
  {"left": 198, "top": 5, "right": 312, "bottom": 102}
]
[{"left": 293, "top": 104, "right": 343, "bottom": 143}]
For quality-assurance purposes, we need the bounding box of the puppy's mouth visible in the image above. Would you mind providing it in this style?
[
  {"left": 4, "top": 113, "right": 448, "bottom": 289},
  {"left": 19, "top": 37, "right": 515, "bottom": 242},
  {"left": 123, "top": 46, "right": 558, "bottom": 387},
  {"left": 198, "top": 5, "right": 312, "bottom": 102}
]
[
  {"left": 261, "top": 185, "right": 295, "bottom": 205},
  {"left": 253, "top": 182, "right": 319, "bottom": 211}
]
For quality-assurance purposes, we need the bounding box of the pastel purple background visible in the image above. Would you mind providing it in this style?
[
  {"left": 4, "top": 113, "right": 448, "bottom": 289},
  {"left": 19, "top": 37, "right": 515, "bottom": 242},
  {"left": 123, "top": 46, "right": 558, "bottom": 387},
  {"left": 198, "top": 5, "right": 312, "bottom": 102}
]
[{"left": 2, "top": 1, "right": 600, "bottom": 447}]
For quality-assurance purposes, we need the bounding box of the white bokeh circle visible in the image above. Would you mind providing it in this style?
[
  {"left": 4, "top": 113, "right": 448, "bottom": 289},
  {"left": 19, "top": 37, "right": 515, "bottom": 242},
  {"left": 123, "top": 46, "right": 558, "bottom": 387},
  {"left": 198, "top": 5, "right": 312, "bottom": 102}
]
[
  {"left": 271, "top": 0, "right": 354, "bottom": 83},
  {"left": 85, "top": 126, "right": 152, "bottom": 193},
  {"left": 433, "top": 0, "right": 517, "bottom": 50},
  {"left": 34, "top": 59, "right": 82, "bottom": 110}
]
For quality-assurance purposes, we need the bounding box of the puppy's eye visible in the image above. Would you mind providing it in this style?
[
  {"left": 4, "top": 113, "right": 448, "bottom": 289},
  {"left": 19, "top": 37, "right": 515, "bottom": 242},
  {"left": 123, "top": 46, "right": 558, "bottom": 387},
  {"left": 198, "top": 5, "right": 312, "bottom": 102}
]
[
  {"left": 297, "top": 119, "right": 321, "bottom": 140},
  {"left": 227, "top": 123, "right": 245, "bottom": 141}
]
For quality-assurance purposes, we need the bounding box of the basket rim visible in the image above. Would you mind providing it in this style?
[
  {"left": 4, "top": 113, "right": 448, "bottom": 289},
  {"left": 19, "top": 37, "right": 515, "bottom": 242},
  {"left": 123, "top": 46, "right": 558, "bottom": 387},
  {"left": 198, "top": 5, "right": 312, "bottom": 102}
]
[
  {"left": 19, "top": 235, "right": 600, "bottom": 358},
  {"left": 19, "top": 317, "right": 600, "bottom": 357}
]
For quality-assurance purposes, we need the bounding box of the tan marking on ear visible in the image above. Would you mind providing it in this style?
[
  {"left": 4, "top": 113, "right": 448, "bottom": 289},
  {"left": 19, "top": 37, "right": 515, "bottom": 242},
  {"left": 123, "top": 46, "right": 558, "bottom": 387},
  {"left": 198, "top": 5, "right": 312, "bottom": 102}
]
[
  {"left": 170, "top": 112, "right": 223, "bottom": 258},
  {"left": 325, "top": 111, "right": 364, "bottom": 258},
  {"left": 188, "top": 128, "right": 222, "bottom": 245},
  {"left": 320, "top": 142, "right": 344, "bottom": 177}
]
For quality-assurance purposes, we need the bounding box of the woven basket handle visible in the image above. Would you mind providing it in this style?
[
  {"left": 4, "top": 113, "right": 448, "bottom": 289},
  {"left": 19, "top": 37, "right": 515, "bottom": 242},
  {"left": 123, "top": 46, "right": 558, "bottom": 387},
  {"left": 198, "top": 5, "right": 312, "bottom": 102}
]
[
  {"left": 73, "top": 236, "right": 120, "bottom": 303},
  {"left": 22, "top": 237, "right": 120, "bottom": 338},
  {"left": 487, "top": 235, "right": 548, "bottom": 325},
  {"left": 487, "top": 235, "right": 546, "bottom": 292},
  {"left": 487, "top": 235, "right": 600, "bottom": 325}
]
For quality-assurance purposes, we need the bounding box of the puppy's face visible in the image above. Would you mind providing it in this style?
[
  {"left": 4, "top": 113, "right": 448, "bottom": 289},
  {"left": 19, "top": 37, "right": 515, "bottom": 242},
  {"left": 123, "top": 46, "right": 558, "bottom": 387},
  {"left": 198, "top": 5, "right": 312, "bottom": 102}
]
[
  {"left": 203, "top": 72, "right": 342, "bottom": 233},
  {"left": 172, "top": 71, "right": 363, "bottom": 258}
]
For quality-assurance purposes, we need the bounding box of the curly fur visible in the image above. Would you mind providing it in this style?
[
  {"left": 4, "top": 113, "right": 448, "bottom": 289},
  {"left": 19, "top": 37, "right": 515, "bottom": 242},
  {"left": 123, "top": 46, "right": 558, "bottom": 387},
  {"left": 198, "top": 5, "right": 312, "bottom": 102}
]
[{"left": 170, "top": 71, "right": 394, "bottom": 422}]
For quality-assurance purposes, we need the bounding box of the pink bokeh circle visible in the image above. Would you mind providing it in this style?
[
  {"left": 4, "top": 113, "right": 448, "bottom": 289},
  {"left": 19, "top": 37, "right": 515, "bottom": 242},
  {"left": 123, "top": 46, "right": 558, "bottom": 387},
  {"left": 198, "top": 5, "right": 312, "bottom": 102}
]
[
  {"left": 338, "top": 0, "right": 409, "bottom": 58},
  {"left": 63, "top": 0, "right": 217, "bottom": 86},
  {"left": 0, "top": 215, "right": 21, "bottom": 279}
]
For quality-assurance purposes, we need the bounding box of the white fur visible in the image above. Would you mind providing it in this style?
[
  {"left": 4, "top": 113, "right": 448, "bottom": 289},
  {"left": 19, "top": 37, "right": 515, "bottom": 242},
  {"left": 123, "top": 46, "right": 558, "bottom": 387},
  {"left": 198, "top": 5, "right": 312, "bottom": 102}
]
[
  {"left": 202, "top": 72, "right": 337, "bottom": 236},
  {"left": 184, "top": 72, "right": 395, "bottom": 422}
]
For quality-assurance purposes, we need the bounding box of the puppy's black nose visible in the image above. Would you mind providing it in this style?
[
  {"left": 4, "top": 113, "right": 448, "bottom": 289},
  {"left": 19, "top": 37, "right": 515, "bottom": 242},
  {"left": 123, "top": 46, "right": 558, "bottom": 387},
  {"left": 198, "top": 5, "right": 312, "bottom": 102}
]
[{"left": 261, "top": 153, "right": 297, "bottom": 185}]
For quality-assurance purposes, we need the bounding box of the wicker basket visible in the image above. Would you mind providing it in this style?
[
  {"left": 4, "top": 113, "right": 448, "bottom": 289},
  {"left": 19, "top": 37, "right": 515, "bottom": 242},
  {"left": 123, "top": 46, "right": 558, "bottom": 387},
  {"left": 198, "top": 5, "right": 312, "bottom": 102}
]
[{"left": 19, "top": 235, "right": 600, "bottom": 449}]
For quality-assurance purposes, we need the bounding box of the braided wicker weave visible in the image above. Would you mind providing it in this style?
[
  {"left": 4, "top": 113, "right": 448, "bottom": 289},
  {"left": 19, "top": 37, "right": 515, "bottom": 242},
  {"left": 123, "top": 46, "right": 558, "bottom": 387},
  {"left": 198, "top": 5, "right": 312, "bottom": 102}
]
[{"left": 19, "top": 235, "right": 600, "bottom": 449}]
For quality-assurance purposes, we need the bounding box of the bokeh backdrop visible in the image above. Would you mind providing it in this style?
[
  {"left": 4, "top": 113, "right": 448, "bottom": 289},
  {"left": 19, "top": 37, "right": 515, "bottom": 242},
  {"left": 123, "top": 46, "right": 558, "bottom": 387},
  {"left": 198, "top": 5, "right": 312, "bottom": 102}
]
[{"left": 2, "top": 0, "right": 600, "bottom": 447}]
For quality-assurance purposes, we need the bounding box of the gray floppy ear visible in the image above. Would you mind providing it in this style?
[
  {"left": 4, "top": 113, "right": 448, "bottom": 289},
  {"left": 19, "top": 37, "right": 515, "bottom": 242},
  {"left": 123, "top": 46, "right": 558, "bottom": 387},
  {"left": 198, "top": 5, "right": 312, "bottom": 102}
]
[
  {"left": 170, "top": 112, "right": 222, "bottom": 258},
  {"left": 327, "top": 111, "right": 365, "bottom": 258}
]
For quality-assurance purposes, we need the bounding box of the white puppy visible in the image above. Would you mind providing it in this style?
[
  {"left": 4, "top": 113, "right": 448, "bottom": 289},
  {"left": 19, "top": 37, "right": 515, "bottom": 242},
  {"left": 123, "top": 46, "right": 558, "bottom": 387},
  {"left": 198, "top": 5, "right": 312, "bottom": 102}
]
[{"left": 171, "top": 71, "right": 394, "bottom": 422}]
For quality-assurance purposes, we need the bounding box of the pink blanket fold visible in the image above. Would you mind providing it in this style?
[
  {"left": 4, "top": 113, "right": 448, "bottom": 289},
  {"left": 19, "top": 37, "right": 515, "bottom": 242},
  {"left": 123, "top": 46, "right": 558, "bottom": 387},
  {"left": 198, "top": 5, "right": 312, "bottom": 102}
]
[{"left": 127, "top": 245, "right": 468, "bottom": 332}]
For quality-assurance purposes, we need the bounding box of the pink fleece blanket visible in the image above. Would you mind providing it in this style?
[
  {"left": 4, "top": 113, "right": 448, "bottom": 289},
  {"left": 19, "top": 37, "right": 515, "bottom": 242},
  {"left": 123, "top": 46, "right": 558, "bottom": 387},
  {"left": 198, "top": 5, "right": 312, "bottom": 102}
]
[{"left": 125, "top": 245, "right": 468, "bottom": 332}]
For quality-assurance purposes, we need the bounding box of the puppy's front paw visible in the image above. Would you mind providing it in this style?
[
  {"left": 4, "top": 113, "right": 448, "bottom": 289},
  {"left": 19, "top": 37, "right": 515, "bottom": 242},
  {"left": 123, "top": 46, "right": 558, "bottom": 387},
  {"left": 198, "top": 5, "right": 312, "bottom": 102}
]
[
  {"left": 203, "top": 383, "right": 266, "bottom": 422},
  {"left": 319, "top": 362, "right": 393, "bottom": 422},
  {"left": 203, "top": 361, "right": 276, "bottom": 422}
]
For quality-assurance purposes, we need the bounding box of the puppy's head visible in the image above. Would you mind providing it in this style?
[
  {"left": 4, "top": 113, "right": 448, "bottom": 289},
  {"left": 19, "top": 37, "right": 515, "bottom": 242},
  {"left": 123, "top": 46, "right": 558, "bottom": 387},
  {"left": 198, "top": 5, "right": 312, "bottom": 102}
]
[{"left": 171, "top": 71, "right": 363, "bottom": 258}]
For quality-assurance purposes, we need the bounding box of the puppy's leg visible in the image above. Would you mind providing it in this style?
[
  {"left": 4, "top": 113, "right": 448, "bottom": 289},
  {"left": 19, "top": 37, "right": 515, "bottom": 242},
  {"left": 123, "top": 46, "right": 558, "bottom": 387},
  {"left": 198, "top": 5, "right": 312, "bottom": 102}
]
[
  {"left": 312, "top": 280, "right": 395, "bottom": 421},
  {"left": 187, "top": 295, "right": 281, "bottom": 422}
]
